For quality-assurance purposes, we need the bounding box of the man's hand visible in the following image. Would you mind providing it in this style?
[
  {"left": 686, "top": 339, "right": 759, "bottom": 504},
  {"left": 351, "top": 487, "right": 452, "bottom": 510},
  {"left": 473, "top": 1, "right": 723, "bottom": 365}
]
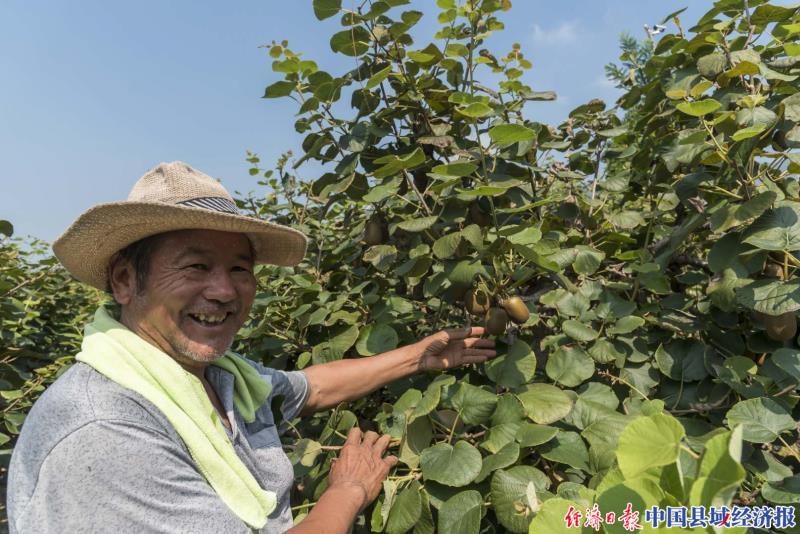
[
  {"left": 416, "top": 326, "right": 497, "bottom": 371},
  {"left": 328, "top": 427, "right": 398, "bottom": 511}
]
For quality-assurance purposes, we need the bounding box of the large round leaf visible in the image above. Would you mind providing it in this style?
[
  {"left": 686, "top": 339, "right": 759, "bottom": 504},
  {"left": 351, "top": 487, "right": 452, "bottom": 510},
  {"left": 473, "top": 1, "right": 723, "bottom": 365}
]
[
  {"left": 725, "top": 397, "right": 795, "bottom": 443},
  {"left": 616, "top": 413, "right": 685, "bottom": 478},
  {"left": 355, "top": 323, "right": 398, "bottom": 356},
  {"left": 486, "top": 338, "right": 537, "bottom": 388},
  {"left": 475, "top": 442, "right": 519, "bottom": 482},
  {"left": 538, "top": 431, "right": 591, "bottom": 472},
  {"left": 491, "top": 466, "right": 549, "bottom": 533},
  {"left": 385, "top": 484, "right": 422, "bottom": 534},
  {"left": 654, "top": 340, "right": 710, "bottom": 381},
  {"left": 528, "top": 498, "right": 592, "bottom": 533},
  {"left": 743, "top": 204, "right": 800, "bottom": 251},
  {"left": 736, "top": 278, "right": 800, "bottom": 315},
  {"left": 437, "top": 490, "right": 483, "bottom": 534},
  {"left": 546, "top": 346, "right": 595, "bottom": 387},
  {"left": 420, "top": 441, "right": 482, "bottom": 487},
  {"left": 516, "top": 384, "right": 574, "bottom": 424},
  {"left": 452, "top": 383, "right": 498, "bottom": 425}
]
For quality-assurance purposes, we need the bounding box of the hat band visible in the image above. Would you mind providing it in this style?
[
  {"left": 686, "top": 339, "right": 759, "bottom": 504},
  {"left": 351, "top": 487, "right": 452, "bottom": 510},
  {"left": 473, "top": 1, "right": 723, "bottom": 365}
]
[{"left": 177, "top": 197, "right": 239, "bottom": 215}]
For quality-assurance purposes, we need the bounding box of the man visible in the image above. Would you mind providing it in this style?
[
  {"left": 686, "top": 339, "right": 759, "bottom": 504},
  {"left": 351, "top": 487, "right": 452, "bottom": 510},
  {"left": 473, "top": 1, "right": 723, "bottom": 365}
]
[{"left": 7, "top": 162, "right": 497, "bottom": 533}]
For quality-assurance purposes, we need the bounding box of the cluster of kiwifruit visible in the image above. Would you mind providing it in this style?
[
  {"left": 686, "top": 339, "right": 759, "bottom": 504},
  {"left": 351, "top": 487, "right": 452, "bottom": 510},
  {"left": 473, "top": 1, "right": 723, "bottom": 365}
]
[
  {"left": 755, "top": 263, "right": 797, "bottom": 342},
  {"left": 464, "top": 287, "right": 530, "bottom": 335}
]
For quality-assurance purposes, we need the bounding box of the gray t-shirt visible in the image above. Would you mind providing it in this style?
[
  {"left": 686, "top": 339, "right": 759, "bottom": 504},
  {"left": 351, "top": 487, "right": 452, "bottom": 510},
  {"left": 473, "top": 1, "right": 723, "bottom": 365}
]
[{"left": 7, "top": 357, "right": 309, "bottom": 534}]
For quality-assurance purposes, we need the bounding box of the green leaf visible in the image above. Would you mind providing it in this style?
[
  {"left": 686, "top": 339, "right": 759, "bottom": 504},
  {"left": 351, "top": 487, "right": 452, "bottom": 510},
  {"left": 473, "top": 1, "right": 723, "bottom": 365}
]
[
  {"left": 688, "top": 427, "right": 745, "bottom": 508},
  {"left": 385, "top": 485, "right": 423, "bottom": 534},
  {"left": 539, "top": 431, "right": 591, "bottom": 472},
  {"left": 430, "top": 161, "right": 478, "bottom": 178},
  {"left": 517, "top": 384, "right": 574, "bottom": 425},
  {"left": 676, "top": 99, "right": 721, "bottom": 117},
  {"left": 606, "top": 210, "right": 645, "bottom": 229},
  {"left": 355, "top": 323, "right": 398, "bottom": 356},
  {"left": 544, "top": 345, "right": 595, "bottom": 387},
  {"left": 736, "top": 279, "right": 800, "bottom": 315},
  {"left": 437, "top": 490, "right": 483, "bottom": 534},
  {"left": 457, "top": 102, "right": 494, "bottom": 118},
  {"left": 616, "top": 413, "right": 685, "bottom": 478},
  {"left": 515, "top": 423, "right": 559, "bottom": 447},
  {"left": 772, "top": 348, "right": 800, "bottom": 382},
  {"left": 572, "top": 246, "right": 604, "bottom": 275},
  {"left": 783, "top": 92, "right": 800, "bottom": 123},
  {"left": 363, "top": 244, "right": 398, "bottom": 271},
  {"left": 491, "top": 466, "right": 547, "bottom": 533},
  {"left": 654, "top": 340, "right": 710, "bottom": 381},
  {"left": 528, "top": 498, "right": 591, "bottom": 533},
  {"left": 743, "top": 204, "right": 800, "bottom": 251},
  {"left": 373, "top": 148, "right": 426, "bottom": 179},
  {"left": 485, "top": 338, "right": 537, "bottom": 388},
  {"left": 561, "top": 320, "right": 599, "bottom": 342},
  {"left": 606, "top": 316, "right": 644, "bottom": 335},
  {"left": 367, "top": 65, "right": 392, "bottom": 89},
  {"left": 330, "top": 27, "right": 371, "bottom": 56},
  {"left": 397, "top": 216, "right": 438, "bottom": 232},
  {"left": 725, "top": 397, "right": 795, "bottom": 443},
  {"left": 421, "top": 441, "right": 482, "bottom": 487},
  {"left": 0, "top": 220, "right": 13, "bottom": 237},
  {"left": 452, "top": 383, "right": 497, "bottom": 425},
  {"left": 488, "top": 124, "right": 535, "bottom": 146},
  {"left": 697, "top": 52, "right": 727, "bottom": 78},
  {"left": 476, "top": 442, "right": 519, "bottom": 482},
  {"left": 433, "top": 231, "right": 462, "bottom": 259},
  {"left": 731, "top": 123, "right": 767, "bottom": 142},
  {"left": 313, "top": 0, "right": 341, "bottom": 19},
  {"left": 263, "top": 80, "right": 295, "bottom": 98},
  {"left": 311, "top": 325, "right": 359, "bottom": 363},
  {"left": 762, "top": 475, "right": 800, "bottom": 504}
]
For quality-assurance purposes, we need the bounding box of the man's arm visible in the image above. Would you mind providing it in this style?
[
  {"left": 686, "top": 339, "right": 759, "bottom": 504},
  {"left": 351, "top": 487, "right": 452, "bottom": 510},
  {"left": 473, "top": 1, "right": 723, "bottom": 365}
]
[
  {"left": 288, "top": 427, "right": 397, "bottom": 533},
  {"left": 301, "top": 326, "right": 496, "bottom": 414}
]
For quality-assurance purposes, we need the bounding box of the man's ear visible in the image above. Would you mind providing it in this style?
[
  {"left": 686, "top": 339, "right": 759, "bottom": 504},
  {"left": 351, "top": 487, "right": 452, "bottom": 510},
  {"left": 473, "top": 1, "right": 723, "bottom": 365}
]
[{"left": 108, "top": 254, "right": 135, "bottom": 305}]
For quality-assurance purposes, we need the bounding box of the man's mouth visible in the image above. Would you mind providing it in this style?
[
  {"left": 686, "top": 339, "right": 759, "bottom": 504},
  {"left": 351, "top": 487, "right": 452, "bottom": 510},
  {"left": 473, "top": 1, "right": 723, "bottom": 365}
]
[{"left": 187, "top": 312, "right": 232, "bottom": 327}]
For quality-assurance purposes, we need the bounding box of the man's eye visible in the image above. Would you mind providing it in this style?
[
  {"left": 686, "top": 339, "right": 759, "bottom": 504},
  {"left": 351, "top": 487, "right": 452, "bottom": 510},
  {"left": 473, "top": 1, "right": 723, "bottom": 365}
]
[
  {"left": 233, "top": 266, "right": 252, "bottom": 273},
  {"left": 188, "top": 264, "right": 208, "bottom": 271}
]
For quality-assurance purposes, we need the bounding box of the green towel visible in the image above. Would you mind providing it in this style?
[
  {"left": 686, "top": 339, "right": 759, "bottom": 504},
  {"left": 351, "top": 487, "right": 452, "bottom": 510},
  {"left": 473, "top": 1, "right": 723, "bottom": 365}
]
[{"left": 76, "top": 307, "right": 276, "bottom": 530}]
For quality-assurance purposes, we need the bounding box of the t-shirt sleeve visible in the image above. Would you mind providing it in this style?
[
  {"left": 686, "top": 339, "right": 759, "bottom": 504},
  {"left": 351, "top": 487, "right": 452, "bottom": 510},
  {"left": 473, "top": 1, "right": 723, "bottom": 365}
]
[
  {"left": 243, "top": 357, "right": 310, "bottom": 423},
  {"left": 11, "top": 419, "right": 253, "bottom": 534}
]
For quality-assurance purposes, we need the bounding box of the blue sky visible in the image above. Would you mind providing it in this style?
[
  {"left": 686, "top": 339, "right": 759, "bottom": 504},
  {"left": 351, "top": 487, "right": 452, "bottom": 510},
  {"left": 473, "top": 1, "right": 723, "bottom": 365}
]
[{"left": 1, "top": 1, "right": 706, "bottom": 243}]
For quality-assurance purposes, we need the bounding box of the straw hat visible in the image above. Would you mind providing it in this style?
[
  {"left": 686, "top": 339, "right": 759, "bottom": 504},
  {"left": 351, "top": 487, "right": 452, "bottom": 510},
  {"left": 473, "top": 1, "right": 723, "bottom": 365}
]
[{"left": 53, "top": 161, "right": 307, "bottom": 289}]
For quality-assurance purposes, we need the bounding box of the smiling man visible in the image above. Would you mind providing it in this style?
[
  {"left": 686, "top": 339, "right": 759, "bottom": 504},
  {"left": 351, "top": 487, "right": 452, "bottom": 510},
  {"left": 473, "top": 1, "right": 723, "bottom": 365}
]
[{"left": 6, "top": 162, "right": 496, "bottom": 534}]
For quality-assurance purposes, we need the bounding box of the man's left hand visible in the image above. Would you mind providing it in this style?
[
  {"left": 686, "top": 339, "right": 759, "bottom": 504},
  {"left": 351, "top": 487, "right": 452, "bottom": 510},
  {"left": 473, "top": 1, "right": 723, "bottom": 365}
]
[{"left": 416, "top": 327, "right": 497, "bottom": 371}]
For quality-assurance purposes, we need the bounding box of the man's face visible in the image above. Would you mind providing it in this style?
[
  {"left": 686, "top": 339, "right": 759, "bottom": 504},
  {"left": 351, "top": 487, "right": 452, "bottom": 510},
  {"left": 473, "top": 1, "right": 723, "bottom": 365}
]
[{"left": 118, "top": 229, "right": 257, "bottom": 368}]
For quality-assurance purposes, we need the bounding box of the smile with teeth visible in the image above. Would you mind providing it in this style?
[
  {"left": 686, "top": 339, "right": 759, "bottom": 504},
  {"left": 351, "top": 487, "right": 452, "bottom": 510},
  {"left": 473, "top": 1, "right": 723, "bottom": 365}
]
[{"left": 188, "top": 312, "right": 230, "bottom": 326}]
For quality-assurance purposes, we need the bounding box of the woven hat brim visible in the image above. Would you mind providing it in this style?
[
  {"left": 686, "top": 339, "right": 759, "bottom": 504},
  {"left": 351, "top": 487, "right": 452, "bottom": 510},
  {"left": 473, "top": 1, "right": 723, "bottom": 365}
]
[{"left": 53, "top": 201, "right": 308, "bottom": 289}]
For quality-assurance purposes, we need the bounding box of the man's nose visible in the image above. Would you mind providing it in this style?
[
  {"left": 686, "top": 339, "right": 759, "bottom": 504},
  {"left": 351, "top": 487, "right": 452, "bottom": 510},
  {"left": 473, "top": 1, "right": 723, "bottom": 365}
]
[{"left": 203, "top": 268, "right": 238, "bottom": 303}]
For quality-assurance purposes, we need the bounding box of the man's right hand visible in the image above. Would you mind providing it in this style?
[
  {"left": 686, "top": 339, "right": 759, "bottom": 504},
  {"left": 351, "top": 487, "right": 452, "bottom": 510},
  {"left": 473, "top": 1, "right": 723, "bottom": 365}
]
[{"left": 328, "top": 427, "right": 398, "bottom": 510}]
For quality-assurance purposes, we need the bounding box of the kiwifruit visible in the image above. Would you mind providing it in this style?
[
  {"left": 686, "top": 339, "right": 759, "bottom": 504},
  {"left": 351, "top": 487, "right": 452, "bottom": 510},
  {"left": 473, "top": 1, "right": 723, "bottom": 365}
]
[
  {"left": 485, "top": 307, "right": 508, "bottom": 336},
  {"left": 464, "top": 288, "right": 491, "bottom": 316},
  {"left": 364, "top": 215, "right": 387, "bottom": 246},
  {"left": 773, "top": 130, "right": 789, "bottom": 151},
  {"left": 501, "top": 296, "right": 530, "bottom": 324},
  {"left": 764, "top": 312, "right": 797, "bottom": 341},
  {"left": 413, "top": 168, "right": 430, "bottom": 193},
  {"left": 763, "top": 263, "right": 784, "bottom": 280},
  {"left": 469, "top": 200, "right": 492, "bottom": 227}
]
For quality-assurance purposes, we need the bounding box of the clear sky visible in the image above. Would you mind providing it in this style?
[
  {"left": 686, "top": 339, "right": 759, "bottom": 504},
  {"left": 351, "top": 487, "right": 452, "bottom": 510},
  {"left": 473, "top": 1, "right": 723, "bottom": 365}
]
[{"left": 1, "top": 1, "right": 706, "bottom": 244}]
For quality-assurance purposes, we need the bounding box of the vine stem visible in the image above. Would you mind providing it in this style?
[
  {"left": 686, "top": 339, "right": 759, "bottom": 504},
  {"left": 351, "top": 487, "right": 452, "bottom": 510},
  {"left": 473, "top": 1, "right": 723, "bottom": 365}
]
[
  {"left": 680, "top": 444, "right": 701, "bottom": 460},
  {"left": 447, "top": 411, "right": 462, "bottom": 444},
  {"left": 597, "top": 370, "right": 649, "bottom": 400},
  {"left": 777, "top": 435, "right": 800, "bottom": 464}
]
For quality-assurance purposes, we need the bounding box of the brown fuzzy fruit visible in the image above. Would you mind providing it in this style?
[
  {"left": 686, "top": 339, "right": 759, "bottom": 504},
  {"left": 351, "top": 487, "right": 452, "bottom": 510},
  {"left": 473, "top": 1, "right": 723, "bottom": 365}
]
[
  {"left": 469, "top": 201, "right": 492, "bottom": 227},
  {"left": 763, "top": 263, "right": 784, "bottom": 280},
  {"left": 364, "top": 216, "right": 386, "bottom": 246},
  {"left": 464, "top": 288, "right": 491, "bottom": 316},
  {"left": 764, "top": 312, "right": 797, "bottom": 341},
  {"left": 485, "top": 307, "right": 508, "bottom": 336},
  {"left": 501, "top": 296, "right": 530, "bottom": 324}
]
